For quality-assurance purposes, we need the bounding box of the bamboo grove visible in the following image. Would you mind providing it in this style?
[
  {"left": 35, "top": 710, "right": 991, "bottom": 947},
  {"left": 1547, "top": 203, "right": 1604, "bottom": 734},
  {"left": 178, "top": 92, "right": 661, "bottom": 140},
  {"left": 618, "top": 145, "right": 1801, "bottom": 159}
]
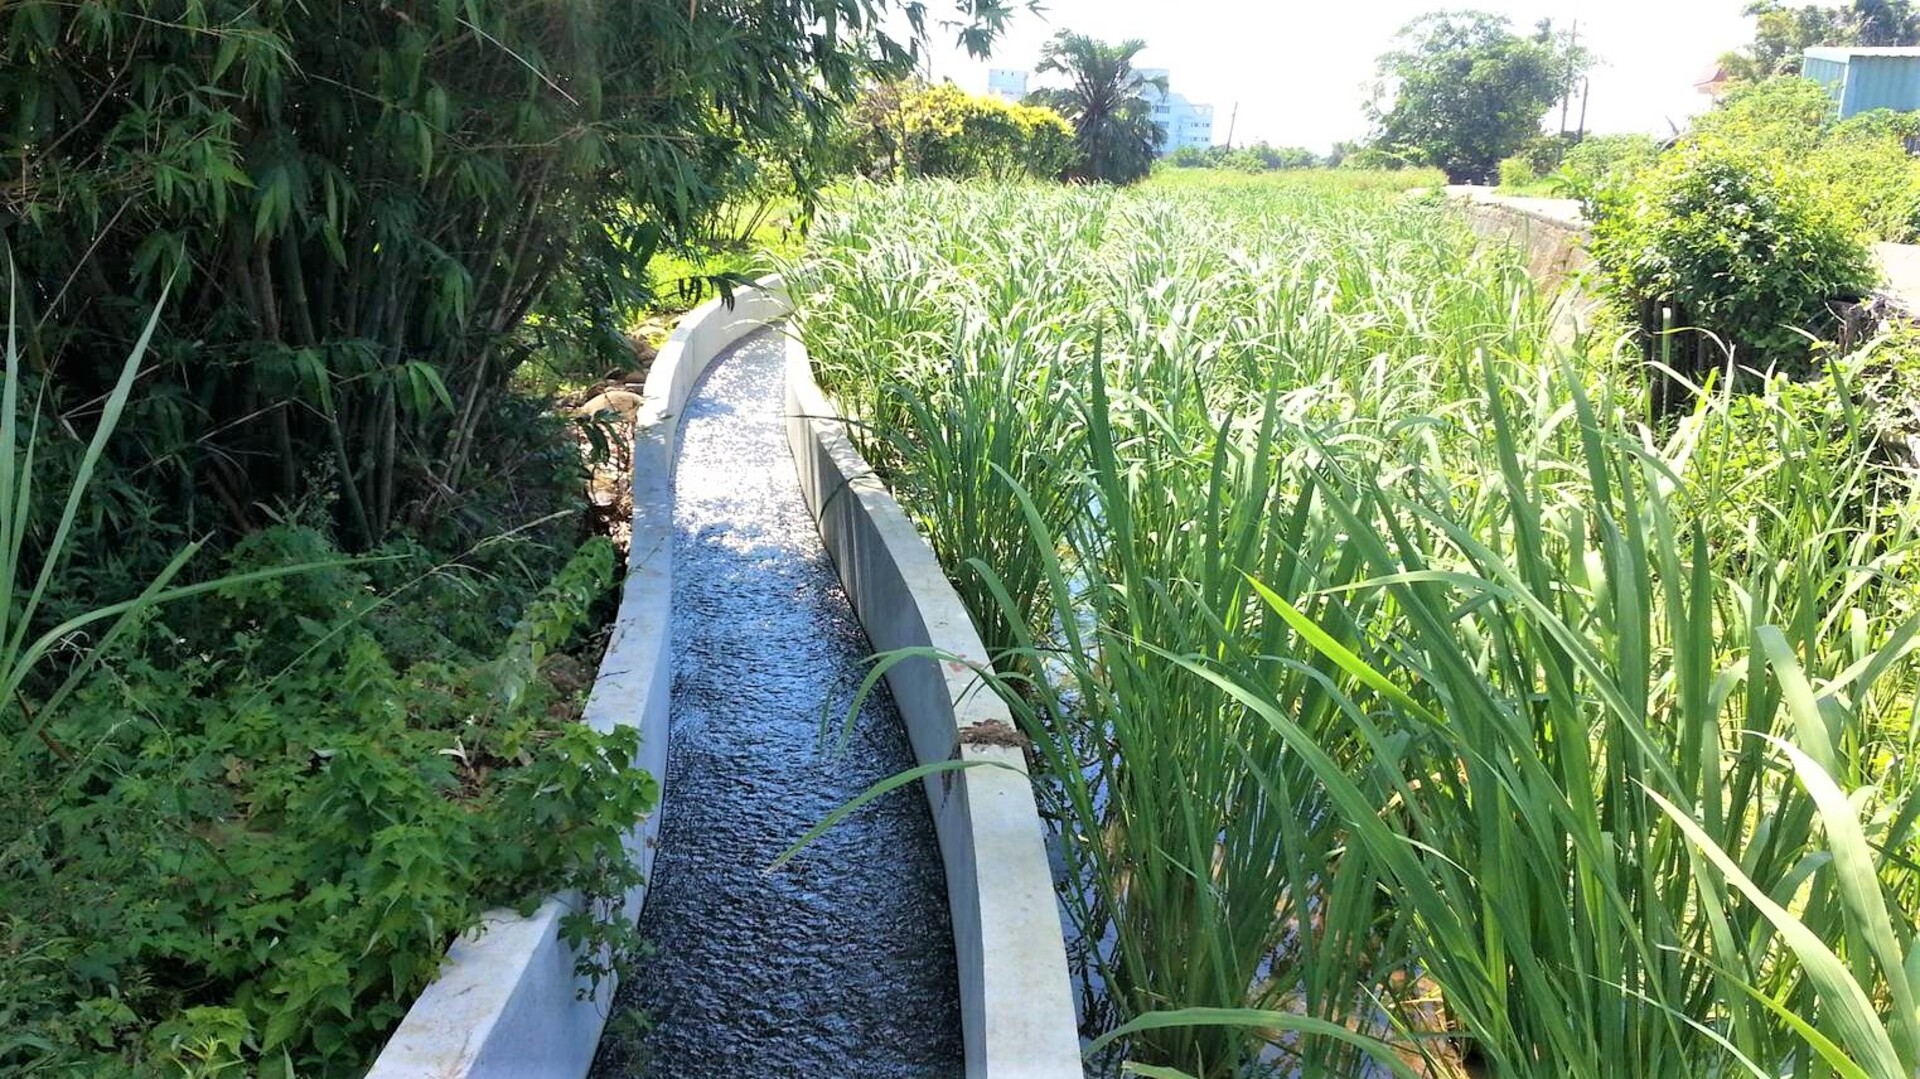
[{"left": 1, "top": 0, "right": 1017, "bottom": 551}]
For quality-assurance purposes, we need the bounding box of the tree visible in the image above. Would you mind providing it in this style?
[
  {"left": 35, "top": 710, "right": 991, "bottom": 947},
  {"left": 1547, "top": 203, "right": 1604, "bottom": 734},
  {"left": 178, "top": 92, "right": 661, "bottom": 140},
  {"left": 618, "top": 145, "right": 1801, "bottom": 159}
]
[
  {"left": 0, "top": 0, "right": 1022, "bottom": 554},
  {"left": 1857, "top": 0, "right": 1920, "bottom": 42},
  {"left": 1029, "top": 32, "right": 1166, "bottom": 184},
  {"left": 1368, "top": 11, "right": 1580, "bottom": 184},
  {"left": 1721, "top": 1, "right": 1920, "bottom": 81}
]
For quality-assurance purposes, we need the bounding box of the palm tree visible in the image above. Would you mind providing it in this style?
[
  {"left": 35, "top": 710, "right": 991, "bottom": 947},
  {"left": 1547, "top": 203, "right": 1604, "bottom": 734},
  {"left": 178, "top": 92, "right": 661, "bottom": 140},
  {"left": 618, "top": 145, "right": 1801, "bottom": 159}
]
[{"left": 1030, "top": 32, "right": 1166, "bottom": 184}]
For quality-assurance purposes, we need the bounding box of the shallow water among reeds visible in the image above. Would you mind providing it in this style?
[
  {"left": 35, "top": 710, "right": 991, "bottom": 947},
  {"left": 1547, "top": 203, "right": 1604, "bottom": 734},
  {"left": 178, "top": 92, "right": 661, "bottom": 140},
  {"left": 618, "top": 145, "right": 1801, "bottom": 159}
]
[{"left": 591, "top": 328, "right": 961, "bottom": 1078}]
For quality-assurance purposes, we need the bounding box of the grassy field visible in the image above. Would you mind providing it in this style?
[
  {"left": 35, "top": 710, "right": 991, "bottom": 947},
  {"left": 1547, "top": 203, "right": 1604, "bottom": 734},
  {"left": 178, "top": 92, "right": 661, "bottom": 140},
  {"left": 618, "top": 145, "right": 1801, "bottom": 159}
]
[
  {"left": 1148, "top": 165, "right": 1451, "bottom": 197},
  {"left": 787, "top": 174, "right": 1920, "bottom": 1078}
]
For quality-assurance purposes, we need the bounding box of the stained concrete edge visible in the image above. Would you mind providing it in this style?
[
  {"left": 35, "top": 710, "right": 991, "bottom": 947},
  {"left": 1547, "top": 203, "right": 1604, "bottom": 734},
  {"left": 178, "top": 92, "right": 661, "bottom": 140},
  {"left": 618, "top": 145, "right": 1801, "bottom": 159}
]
[
  {"left": 782, "top": 330, "right": 1084, "bottom": 1078},
  {"left": 367, "top": 284, "right": 789, "bottom": 1079}
]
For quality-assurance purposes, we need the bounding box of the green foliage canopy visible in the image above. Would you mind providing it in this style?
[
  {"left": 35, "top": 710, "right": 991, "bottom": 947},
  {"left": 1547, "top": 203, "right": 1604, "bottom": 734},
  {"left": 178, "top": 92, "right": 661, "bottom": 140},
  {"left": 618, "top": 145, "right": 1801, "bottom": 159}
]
[
  {"left": 1588, "top": 141, "right": 1876, "bottom": 364},
  {"left": 1029, "top": 31, "right": 1166, "bottom": 184},
  {"left": 0, "top": 0, "right": 1018, "bottom": 552},
  {"left": 1369, "top": 10, "right": 1583, "bottom": 184},
  {"left": 1722, "top": 0, "right": 1920, "bottom": 81},
  {"left": 837, "top": 81, "right": 1076, "bottom": 181}
]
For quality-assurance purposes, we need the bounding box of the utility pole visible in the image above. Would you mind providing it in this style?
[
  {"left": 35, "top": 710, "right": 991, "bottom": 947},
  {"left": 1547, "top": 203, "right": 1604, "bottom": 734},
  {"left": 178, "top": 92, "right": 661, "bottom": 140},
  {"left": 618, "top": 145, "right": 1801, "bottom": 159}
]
[
  {"left": 1559, "top": 19, "right": 1580, "bottom": 137},
  {"left": 1224, "top": 102, "right": 1238, "bottom": 149},
  {"left": 1576, "top": 77, "right": 1591, "bottom": 141}
]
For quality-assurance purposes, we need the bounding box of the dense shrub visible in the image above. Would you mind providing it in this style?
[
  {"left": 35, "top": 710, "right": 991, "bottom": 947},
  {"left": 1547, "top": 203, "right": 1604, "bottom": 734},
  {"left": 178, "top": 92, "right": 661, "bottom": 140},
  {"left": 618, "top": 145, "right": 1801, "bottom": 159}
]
[
  {"left": 1166, "top": 145, "right": 1213, "bottom": 168},
  {"left": 1, "top": 528, "right": 653, "bottom": 1076},
  {"left": 0, "top": 1, "right": 1017, "bottom": 1072},
  {"left": 1497, "top": 154, "right": 1539, "bottom": 189},
  {"left": 1556, "top": 133, "right": 1662, "bottom": 193},
  {"left": 1687, "top": 75, "right": 1839, "bottom": 157},
  {"left": 1515, "top": 131, "right": 1577, "bottom": 176},
  {"left": 836, "top": 82, "right": 1076, "bottom": 181},
  {"left": 1588, "top": 142, "right": 1875, "bottom": 365},
  {"left": 1167, "top": 143, "right": 1323, "bottom": 172},
  {"left": 1810, "top": 112, "right": 1920, "bottom": 242},
  {"left": 1678, "top": 76, "right": 1920, "bottom": 242},
  {"left": 1340, "top": 144, "right": 1433, "bottom": 171},
  {"left": 1, "top": 279, "right": 658, "bottom": 1073}
]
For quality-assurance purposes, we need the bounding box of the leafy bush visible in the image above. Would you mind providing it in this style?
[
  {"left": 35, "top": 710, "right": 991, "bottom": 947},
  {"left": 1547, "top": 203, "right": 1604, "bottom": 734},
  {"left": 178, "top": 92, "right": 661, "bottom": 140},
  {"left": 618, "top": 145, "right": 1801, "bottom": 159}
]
[
  {"left": 1, "top": 279, "right": 651, "bottom": 1075},
  {"left": 1588, "top": 142, "right": 1875, "bottom": 365},
  {"left": 902, "top": 84, "right": 1077, "bottom": 181},
  {"left": 1514, "top": 131, "right": 1576, "bottom": 176},
  {"left": 1147, "top": 167, "right": 1452, "bottom": 196},
  {"left": 1166, "top": 143, "right": 1322, "bottom": 172},
  {"left": 1497, "top": 153, "right": 1539, "bottom": 189},
  {"left": 1, "top": 529, "right": 652, "bottom": 1077},
  {"left": 1687, "top": 75, "right": 1839, "bottom": 157},
  {"left": 837, "top": 81, "right": 1076, "bottom": 182},
  {"left": 1555, "top": 133, "right": 1661, "bottom": 193},
  {"left": 1677, "top": 76, "right": 1920, "bottom": 242},
  {"left": 1339, "top": 144, "right": 1432, "bottom": 171},
  {"left": 1810, "top": 114, "right": 1920, "bottom": 242}
]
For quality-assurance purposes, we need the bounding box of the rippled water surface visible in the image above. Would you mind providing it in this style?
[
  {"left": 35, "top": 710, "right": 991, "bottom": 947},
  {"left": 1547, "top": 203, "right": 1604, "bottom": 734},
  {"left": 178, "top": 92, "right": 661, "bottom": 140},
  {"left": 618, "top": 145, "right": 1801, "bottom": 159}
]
[{"left": 592, "top": 328, "right": 962, "bottom": 1078}]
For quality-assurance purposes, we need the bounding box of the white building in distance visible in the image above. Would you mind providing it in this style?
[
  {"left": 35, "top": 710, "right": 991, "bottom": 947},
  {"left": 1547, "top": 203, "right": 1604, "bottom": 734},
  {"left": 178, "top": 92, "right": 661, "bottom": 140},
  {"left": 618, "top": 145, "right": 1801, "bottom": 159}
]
[
  {"left": 987, "top": 68, "right": 1029, "bottom": 103},
  {"left": 1136, "top": 69, "right": 1215, "bottom": 154},
  {"left": 989, "top": 65, "right": 1213, "bottom": 154}
]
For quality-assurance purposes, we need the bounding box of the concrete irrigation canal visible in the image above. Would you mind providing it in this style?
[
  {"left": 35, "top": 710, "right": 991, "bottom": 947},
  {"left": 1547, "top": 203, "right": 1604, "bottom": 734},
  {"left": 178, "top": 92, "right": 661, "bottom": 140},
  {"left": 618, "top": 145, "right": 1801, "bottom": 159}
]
[{"left": 592, "top": 328, "right": 964, "bottom": 1077}]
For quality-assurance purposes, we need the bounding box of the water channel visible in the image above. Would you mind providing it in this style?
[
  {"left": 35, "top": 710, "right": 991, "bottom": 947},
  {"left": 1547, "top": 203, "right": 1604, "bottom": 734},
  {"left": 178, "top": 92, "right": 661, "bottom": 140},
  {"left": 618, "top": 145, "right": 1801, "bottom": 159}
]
[{"left": 592, "top": 328, "right": 962, "bottom": 1077}]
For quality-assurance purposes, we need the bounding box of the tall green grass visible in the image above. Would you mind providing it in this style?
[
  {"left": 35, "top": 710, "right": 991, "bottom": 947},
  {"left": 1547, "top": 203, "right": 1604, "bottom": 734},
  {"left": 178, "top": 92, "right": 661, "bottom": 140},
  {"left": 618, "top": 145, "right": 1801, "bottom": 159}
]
[{"left": 788, "top": 178, "right": 1920, "bottom": 1078}]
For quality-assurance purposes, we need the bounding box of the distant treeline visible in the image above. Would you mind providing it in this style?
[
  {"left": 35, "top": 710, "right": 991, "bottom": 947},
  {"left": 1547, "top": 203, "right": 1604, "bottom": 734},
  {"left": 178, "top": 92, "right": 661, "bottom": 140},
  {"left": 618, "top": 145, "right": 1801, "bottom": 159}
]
[{"left": 1166, "top": 142, "right": 1342, "bottom": 171}]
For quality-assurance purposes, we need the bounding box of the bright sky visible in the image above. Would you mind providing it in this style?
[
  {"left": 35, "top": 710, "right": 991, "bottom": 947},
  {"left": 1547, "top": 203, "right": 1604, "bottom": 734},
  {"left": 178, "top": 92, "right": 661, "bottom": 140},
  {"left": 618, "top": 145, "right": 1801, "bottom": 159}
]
[{"left": 914, "top": 0, "right": 1758, "bottom": 152}]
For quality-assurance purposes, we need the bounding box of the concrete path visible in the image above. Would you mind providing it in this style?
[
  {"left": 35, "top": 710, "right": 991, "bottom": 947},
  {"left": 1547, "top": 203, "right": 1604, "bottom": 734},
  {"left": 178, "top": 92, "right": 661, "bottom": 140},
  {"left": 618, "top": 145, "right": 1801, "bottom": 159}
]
[
  {"left": 592, "top": 328, "right": 962, "bottom": 1078},
  {"left": 1445, "top": 185, "right": 1584, "bottom": 228}
]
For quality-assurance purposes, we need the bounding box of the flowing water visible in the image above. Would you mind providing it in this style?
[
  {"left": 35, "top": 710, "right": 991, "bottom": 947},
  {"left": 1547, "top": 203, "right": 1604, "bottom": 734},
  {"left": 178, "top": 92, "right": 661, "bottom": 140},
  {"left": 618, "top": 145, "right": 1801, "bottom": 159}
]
[{"left": 592, "top": 327, "right": 962, "bottom": 1078}]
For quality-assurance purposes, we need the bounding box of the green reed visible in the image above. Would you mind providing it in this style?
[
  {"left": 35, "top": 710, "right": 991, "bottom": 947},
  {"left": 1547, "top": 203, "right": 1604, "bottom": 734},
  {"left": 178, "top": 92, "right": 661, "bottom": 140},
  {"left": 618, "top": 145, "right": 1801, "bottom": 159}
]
[{"left": 789, "top": 175, "right": 1919, "bottom": 1079}]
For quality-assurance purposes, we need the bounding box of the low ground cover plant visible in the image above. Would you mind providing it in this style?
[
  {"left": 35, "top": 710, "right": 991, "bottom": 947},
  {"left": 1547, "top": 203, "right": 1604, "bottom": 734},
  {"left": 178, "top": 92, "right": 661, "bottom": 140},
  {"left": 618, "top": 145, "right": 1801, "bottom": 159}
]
[
  {"left": 2, "top": 528, "right": 654, "bottom": 1077},
  {"left": 790, "top": 174, "right": 1920, "bottom": 1077},
  {"left": 0, "top": 293, "right": 657, "bottom": 1075}
]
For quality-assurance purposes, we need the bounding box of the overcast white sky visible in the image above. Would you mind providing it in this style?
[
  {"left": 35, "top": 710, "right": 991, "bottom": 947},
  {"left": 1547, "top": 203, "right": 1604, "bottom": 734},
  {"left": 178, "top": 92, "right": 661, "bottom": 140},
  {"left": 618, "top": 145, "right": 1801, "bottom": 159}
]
[{"left": 911, "top": 0, "right": 1758, "bottom": 152}]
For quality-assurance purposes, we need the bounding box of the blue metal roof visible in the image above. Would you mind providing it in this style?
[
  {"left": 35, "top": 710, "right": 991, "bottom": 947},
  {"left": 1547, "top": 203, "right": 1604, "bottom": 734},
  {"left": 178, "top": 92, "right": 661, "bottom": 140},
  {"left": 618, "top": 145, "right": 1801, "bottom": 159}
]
[
  {"left": 1801, "top": 48, "right": 1920, "bottom": 117},
  {"left": 1805, "top": 46, "right": 1920, "bottom": 61}
]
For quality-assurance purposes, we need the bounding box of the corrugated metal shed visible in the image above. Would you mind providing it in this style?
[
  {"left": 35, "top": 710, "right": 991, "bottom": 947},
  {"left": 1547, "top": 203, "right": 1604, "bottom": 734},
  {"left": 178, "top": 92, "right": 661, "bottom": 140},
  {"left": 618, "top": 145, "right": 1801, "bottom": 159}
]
[{"left": 1802, "top": 47, "right": 1920, "bottom": 117}]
